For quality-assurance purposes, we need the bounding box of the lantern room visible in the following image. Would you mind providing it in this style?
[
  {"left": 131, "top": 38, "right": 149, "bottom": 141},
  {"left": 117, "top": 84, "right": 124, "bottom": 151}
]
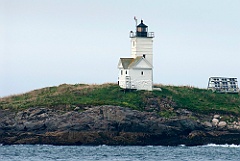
[
  {"left": 136, "top": 20, "right": 148, "bottom": 37},
  {"left": 130, "top": 20, "right": 154, "bottom": 38}
]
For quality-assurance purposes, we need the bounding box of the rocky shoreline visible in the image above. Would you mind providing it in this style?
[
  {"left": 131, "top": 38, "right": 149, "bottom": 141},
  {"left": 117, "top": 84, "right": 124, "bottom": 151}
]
[{"left": 1, "top": 105, "right": 240, "bottom": 146}]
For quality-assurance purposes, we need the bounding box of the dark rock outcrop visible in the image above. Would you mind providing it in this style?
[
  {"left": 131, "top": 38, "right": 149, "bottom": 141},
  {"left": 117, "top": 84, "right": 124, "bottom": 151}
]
[{"left": 0, "top": 106, "right": 240, "bottom": 146}]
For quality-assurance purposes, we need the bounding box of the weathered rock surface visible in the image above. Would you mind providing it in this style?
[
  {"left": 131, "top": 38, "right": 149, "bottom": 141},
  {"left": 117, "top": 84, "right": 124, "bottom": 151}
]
[
  {"left": 0, "top": 106, "right": 240, "bottom": 146},
  {"left": 212, "top": 118, "right": 219, "bottom": 126},
  {"left": 218, "top": 121, "right": 227, "bottom": 128}
]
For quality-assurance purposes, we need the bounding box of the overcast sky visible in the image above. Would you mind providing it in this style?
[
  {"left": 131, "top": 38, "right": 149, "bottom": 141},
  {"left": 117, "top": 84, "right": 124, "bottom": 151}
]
[{"left": 1, "top": 0, "right": 240, "bottom": 97}]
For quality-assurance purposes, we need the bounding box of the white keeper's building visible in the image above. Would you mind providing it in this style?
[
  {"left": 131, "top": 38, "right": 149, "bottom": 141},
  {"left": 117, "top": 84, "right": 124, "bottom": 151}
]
[{"left": 118, "top": 20, "right": 154, "bottom": 91}]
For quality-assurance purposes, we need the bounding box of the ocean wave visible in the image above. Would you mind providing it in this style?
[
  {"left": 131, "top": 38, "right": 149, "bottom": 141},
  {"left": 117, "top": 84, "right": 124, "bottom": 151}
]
[
  {"left": 204, "top": 143, "right": 240, "bottom": 148},
  {"left": 179, "top": 144, "right": 186, "bottom": 147}
]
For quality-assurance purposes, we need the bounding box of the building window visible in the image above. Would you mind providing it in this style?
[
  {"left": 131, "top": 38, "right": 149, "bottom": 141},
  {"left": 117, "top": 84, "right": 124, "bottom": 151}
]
[
  {"left": 121, "top": 70, "right": 123, "bottom": 75},
  {"left": 143, "top": 54, "right": 146, "bottom": 58},
  {"left": 126, "top": 71, "right": 127, "bottom": 74},
  {"left": 141, "top": 71, "right": 144, "bottom": 75},
  {"left": 132, "top": 41, "right": 135, "bottom": 47}
]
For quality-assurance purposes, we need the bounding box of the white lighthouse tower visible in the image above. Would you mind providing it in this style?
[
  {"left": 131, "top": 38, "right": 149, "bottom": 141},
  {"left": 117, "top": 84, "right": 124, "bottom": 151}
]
[
  {"left": 118, "top": 19, "right": 154, "bottom": 91},
  {"left": 131, "top": 20, "right": 154, "bottom": 66}
]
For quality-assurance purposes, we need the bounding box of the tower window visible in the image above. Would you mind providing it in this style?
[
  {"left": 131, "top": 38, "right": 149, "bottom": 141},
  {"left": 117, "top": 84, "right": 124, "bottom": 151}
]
[
  {"left": 143, "top": 54, "right": 146, "bottom": 58},
  {"left": 121, "top": 70, "right": 123, "bottom": 75},
  {"left": 126, "top": 71, "right": 127, "bottom": 74},
  {"left": 137, "top": 27, "right": 142, "bottom": 32},
  {"left": 141, "top": 71, "right": 144, "bottom": 75}
]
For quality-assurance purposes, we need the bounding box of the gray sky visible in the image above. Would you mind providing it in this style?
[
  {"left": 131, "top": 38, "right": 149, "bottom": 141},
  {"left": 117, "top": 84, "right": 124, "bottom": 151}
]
[{"left": 1, "top": 0, "right": 240, "bottom": 97}]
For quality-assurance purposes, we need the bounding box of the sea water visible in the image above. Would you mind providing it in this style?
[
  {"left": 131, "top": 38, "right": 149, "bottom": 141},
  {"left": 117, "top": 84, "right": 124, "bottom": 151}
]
[{"left": 0, "top": 144, "right": 240, "bottom": 161}]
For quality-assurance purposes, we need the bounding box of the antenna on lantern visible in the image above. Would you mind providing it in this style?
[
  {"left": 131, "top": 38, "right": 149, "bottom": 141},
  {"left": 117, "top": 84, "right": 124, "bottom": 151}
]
[{"left": 134, "top": 16, "right": 137, "bottom": 28}]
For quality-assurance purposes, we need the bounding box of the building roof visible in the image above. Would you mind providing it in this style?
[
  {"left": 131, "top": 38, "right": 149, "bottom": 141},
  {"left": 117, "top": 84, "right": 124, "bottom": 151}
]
[
  {"left": 209, "top": 77, "right": 238, "bottom": 80},
  {"left": 118, "top": 56, "right": 151, "bottom": 69},
  {"left": 119, "top": 58, "right": 135, "bottom": 69},
  {"left": 128, "top": 56, "right": 143, "bottom": 68}
]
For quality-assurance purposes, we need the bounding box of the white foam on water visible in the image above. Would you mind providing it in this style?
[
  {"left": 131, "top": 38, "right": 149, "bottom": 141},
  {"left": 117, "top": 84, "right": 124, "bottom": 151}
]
[
  {"left": 204, "top": 143, "right": 240, "bottom": 148},
  {"left": 146, "top": 145, "right": 154, "bottom": 148}
]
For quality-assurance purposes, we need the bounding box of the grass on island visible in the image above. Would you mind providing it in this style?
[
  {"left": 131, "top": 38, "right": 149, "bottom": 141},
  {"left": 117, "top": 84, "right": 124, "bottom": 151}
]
[{"left": 0, "top": 83, "right": 240, "bottom": 116}]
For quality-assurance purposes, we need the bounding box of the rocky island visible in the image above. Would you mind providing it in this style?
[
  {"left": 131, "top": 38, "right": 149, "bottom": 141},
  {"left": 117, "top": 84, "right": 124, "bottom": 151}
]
[{"left": 0, "top": 84, "right": 240, "bottom": 146}]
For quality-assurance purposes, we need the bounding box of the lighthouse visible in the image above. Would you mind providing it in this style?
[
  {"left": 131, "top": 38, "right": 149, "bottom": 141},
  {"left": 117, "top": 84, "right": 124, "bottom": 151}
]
[{"left": 118, "top": 19, "right": 154, "bottom": 91}]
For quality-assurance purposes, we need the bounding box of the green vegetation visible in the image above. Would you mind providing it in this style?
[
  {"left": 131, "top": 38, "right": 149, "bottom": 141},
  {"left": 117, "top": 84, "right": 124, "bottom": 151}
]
[
  {"left": 0, "top": 83, "right": 240, "bottom": 116},
  {"left": 157, "top": 85, "right": 240, "bottom": 115},
  {"left": 158, "top": 110, "right": 177, "bottom": 118}
]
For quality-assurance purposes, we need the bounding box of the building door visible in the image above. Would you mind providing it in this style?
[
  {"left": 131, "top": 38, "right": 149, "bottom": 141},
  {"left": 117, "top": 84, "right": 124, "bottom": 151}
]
[{"left": 125, "top": 76, "right": 131, "bottom": 89}]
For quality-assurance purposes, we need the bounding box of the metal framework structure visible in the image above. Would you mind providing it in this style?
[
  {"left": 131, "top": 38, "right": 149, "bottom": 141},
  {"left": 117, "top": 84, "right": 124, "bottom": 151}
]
[{"left": 207, "top": 77, "right": 239, "bottom": 93}]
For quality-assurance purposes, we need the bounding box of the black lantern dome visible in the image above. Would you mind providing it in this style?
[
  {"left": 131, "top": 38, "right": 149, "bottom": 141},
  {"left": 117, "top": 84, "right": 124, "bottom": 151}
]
[{"left": 136, "top": 20, "right": 148, "bottom": 37}]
